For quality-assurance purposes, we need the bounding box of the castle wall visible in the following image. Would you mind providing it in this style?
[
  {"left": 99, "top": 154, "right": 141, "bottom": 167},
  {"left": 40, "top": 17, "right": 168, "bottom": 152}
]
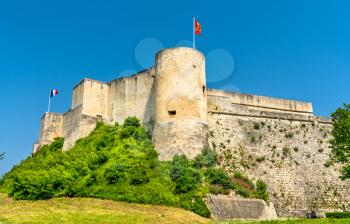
[
  {"left": 108, "top": 69, "right": 155, "bottom": 125},
  {"left": 206, "top": 195, "right": 277, "bottom": 220},
  {"left": 72, "top": 79, "right": 109, "bottom": 119},
  {"left": 207, "top": 91, "right": 350, "bottom": 217},
  {"left": 72, "top": 80, "right": 84, "bottom": 110},
  {"left": 208, "top": 89, "right": 313, "bottom": 116},
  {"left": 153, "top": 48, "right": 208, "bottom": 160},
  {"left": 33, "top": 112, "right": 64, "bottom": 153},
  {"left": 32, "top": 47, "right": 350, "bottom": 219},
  {"left": 62, "top": 105, "right": 97, "bottom": 151}
]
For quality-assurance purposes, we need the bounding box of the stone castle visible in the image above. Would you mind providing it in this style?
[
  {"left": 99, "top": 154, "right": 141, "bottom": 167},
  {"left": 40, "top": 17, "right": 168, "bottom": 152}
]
[{"left": 33, "top": 47, "right": 350, "bottom": 218}]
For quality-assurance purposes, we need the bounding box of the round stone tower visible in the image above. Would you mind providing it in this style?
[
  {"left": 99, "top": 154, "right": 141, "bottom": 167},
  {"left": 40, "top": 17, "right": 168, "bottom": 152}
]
[{"left": 153, "top": 47, "right": 208, "bottom": 160}]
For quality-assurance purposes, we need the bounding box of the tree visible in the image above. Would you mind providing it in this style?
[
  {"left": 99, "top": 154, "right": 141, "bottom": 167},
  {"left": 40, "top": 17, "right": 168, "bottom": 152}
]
[{"left": 330, "top": 103, "right": 350, "bottom": 179}]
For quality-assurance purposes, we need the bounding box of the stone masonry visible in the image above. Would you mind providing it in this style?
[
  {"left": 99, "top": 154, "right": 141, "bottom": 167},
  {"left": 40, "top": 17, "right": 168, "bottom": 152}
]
[{"left": 33, "top": 47, "right": 350, "bottom": 218}]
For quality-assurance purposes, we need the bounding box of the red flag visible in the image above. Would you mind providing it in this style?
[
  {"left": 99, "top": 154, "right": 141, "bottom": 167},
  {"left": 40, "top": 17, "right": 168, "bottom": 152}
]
[{"left": 194, "top": 19, "right": 201, "bottom": 35}]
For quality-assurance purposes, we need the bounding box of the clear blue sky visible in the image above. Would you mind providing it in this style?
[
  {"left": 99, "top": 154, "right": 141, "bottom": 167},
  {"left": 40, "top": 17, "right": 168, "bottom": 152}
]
[{"left": 1, "top": 0, "right": 349, "bottom": 176}]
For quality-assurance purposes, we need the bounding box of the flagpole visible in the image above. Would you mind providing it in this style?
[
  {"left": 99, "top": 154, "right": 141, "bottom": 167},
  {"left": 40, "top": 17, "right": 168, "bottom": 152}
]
[
  {"left": 47, "top": 91, "right": 51, "bottom": 113},
  {"left": 193, "top": 17, "right": 195, "bottom": 49}
]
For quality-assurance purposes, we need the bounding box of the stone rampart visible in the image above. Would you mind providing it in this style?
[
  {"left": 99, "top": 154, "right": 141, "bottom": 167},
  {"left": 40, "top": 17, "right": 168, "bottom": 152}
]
[
  {"left": 208, "top": 89, "right": 313, "bottom": 115},
  {"left": 62, "top": 105, "right": 97, "bottom": 151},
  {"left": 206, "top": 195, "right": 277, "bottom": 220},
  {"left": 108, "top": 68, "right": 155, "bottom": 125},
  {"left": 207, "top": 92, "right": 349, "bottom": 217},
  {"left": 32, "top": 47, "right": 350, "bottom": 219},
  {"left": 72, "top": 78, "right": 109, "bottom": 118},
  {"left": 33, "top": 112, "right": 63, "bottom": 153}
]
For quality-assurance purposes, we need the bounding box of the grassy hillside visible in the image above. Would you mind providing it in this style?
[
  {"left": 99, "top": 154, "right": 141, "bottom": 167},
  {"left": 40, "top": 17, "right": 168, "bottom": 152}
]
[
  {"left": 0, "top": 193, "right": 207, "bottom": 224},
  {"left": 1, "top": 194, "right": 350, "bottom": 224},
  {"left": 0, "top": 117, "right": 267, "bottom": 217}
]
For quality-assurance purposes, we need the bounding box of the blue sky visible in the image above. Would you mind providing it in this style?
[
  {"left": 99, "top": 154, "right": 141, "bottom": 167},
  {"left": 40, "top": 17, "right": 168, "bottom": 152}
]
[{"left": 0, "top": 0, "right": 349, "bottom": 176}]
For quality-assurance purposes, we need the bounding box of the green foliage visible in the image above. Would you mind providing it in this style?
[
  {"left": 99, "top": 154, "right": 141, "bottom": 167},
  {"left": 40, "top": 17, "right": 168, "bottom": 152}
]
[
  {"left": 176, "top": 193, "right": 211, "bottom": 218},
  {"left": 205, "top": 168, "right": 232, "bottom": 194},
  {"left": 253, "top": 122, "right": 261, "bottom": 130},
  {"left": 250, "top": 136, "right": 256, "bottom": 143},
  {"left": 325, "top": 212, "right": 350, "bottom": 218},
  {"left": 0, "top": 117, "right": 269, "bottom": 217},
  {"left": 255, "top": 156, "right": 266, "bottom": 162},
  {"left": 330, "top": 104, "right": 350, "bottom": 179},
  {"left": 170, "top": 155, "right": 200, "bottom": 193},
  {"left": 285, "top": 132, "right": 294, "bottom": 138},
  {"left": 282, "top": 146, "right": 291, "bottom": 157},
  {"left": 123, "top": 116, "right": 141, "bottom": 128},
  {"left": 256, "top": 179, "right": 269, "bottom": 201},
  {"left": 193, "top": 146, "right": 217, "bottom": 168}
]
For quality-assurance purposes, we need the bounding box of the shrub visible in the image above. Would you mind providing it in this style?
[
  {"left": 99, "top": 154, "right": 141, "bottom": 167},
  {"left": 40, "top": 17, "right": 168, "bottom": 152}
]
[
  {"left": 205, "top": 168, "right": 232, "bottom": 190},
  {"left": 285, "top": 132, "right": 294, "bottom": 138},
  {"left": 256, "top": 156, "right": 265, "bottom": 162},
  {"left": 0, "top": 117, "right": 270, "bottom": 218},
  {"left": 232, "top": 171, "right": 255, "bottom": 190},
  {"left": 193, "top": 147, "right": 217, "bottom": 168},
  {"left": 325, "top": 212, "right": 350, "bottom": 218},
  {"left": 104, "top": 163, "right": 126, "bottom": 184},
  {"left": 341, "top": 165, "right": 350, "bottom": 180},
  {"left": 170, "top": 155, "right": 200, "bottom": 194},
  {"left": 123, "top": 116, "right": 141, "bottom": 128},
  {"left": 256, "top": 180, "right": 269, "bottom": 201},
  {"left": 330, "top": 103, "right": 350, "bottom": 179},
  {"left": 324, "top": 160, "right": 333, "bottom": 168},
  {"left": 250, "top": 136, "right": 256, "bottom": 143},
  {"left": 253, "top": 122, "right": 261, "bottom": 130}
]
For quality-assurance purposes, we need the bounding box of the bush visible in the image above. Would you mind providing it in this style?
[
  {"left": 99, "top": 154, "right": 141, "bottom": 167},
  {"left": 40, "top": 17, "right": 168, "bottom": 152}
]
[
  {"left": 256, "top": 179, "right": 269, "bottom": 201},
  {"left": 205, "top": 168, "right": 232, "bottom": 190},
  {"left": 170, "top": 155, "right": 200, "bottom": 193},
  {"left": 325, "top": 212, "right": 350, "bottom": 218},
  {"left": 193, "top": 147, "right": 217, "bottom": 168},
  {"left": 253, "top": 122, "right": 261, "bottom": 130},
  {"left": 189, "top": 196, "right": 211, "bottom": 218},
  {"left": 341, "top": 165, "right": 350, "bottom": 180},
  {"left": 0, "top": 117, "right": 270, "bottom": 218},
  {"left": 104, "top": 163, "right": 126, "bottom": 184},
  {"left": 123, "top": 116, "right": 141, "bottom": 128},
  {"left": 330, "top": 103, "right": 350, "bottom": 179},
  {"left": 285, "top": 132, "right": 294, "bottom": 138}
]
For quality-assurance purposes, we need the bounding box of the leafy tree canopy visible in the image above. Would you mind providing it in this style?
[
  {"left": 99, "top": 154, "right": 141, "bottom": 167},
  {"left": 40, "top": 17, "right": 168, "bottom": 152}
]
[
  {"left": 330, "top": 103, "right": 350, "bottom": 179},
  {"left": 0, "top": 117, "right": 268, "bottom": 217}
]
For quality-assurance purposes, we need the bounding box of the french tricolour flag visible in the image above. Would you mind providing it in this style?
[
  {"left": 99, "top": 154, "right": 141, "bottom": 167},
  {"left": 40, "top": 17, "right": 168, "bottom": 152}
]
[{"left": 50, "top": 89, "right": 59, "bottom": 97}]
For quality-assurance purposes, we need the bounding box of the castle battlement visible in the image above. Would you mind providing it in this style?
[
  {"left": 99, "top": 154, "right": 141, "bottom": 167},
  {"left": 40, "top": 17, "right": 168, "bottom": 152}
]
[
  {"left": 33, "top": 47, "right": 350, "bottom": 218},
  {"left": 34, "top": 47, "right": 329, "bottom": 156}
]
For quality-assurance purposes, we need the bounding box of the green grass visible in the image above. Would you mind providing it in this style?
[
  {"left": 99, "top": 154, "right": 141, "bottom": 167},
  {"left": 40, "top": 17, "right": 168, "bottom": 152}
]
[
  {"left": 0, "top": 193, "right": 207, "bottom": 224},
  {"left": 214, "top": 219, "right": 350, "bottom": 224},
  {"left": 1, "top": 193, "right": 350, "bottom": 224},
  {"left": 0, "top": 117, "right": 267, "bottom": 217}
]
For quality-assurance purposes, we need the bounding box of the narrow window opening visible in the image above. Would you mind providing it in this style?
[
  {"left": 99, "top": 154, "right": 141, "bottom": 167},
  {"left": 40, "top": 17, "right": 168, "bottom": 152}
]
[
  {"left": 202, "top": 85, "right": 206, "bottom": 94},
  {"left": 168, "top": 110, "right": 176, "bottom": 116}
]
